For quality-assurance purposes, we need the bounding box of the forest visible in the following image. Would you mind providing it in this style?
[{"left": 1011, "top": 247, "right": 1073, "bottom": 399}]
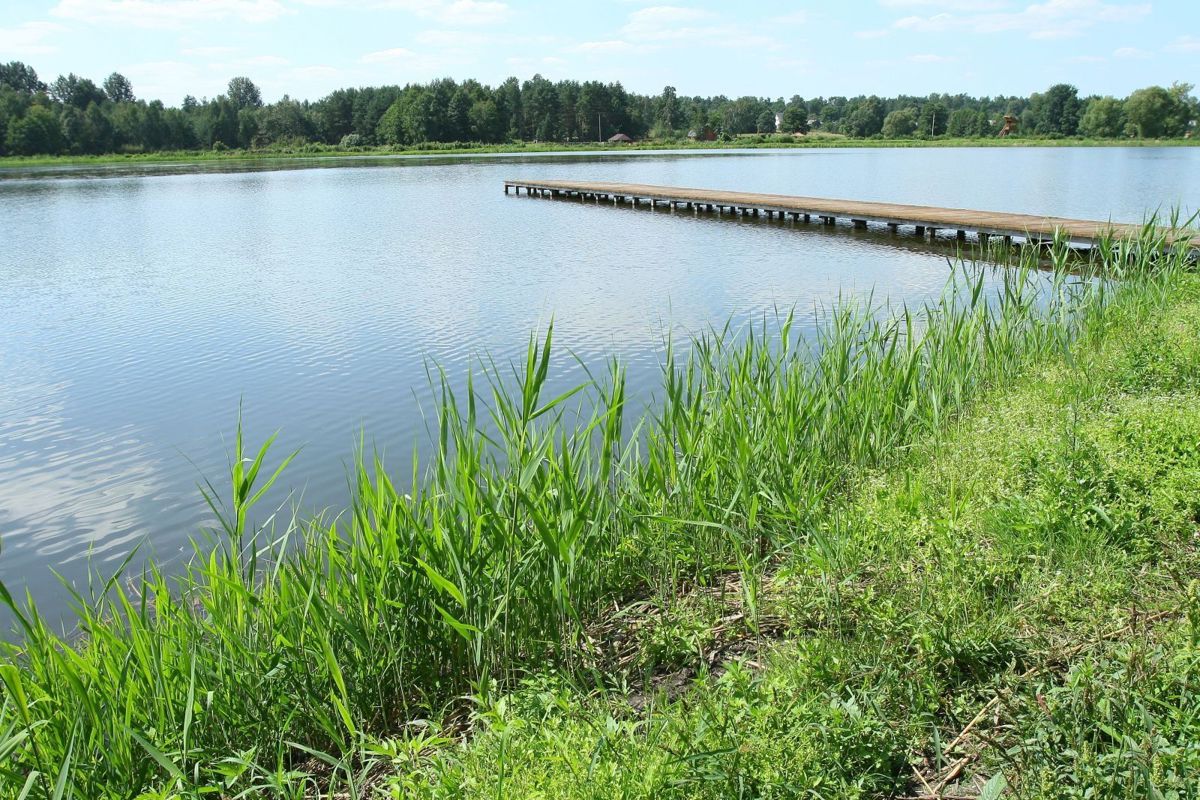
[{"left": 1, "top": 60, "right": 1197, "bottom": 156}]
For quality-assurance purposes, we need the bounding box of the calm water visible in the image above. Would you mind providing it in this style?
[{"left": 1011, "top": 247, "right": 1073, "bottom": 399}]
[{"left": 2, "top": 146, "right": 1198, "bottom": 625}]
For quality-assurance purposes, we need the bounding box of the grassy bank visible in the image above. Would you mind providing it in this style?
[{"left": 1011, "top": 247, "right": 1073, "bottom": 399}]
[
  {"left": 402, "top": 257, "right": 1200, "bottom": 799},
  {"left": 2, "top": 135, "right": 1197, "bottom": 168},
  {"left": 0, "top": 230, "right": 1196, "bottom": 798}
]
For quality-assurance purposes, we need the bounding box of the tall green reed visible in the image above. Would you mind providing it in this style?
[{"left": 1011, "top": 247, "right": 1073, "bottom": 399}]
[{"left": 0, "top": 227, "right": 1192, "bottom": 798}]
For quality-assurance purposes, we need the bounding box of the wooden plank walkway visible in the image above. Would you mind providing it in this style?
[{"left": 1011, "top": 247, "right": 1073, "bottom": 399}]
[{"left": 505, "top": 179, "right": 1191, "bottom": 247}]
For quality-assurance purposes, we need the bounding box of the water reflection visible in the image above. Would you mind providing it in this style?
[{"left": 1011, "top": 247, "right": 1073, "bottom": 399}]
[{"left": 1, "top": 147, "right": 1197, "bottom": 625}]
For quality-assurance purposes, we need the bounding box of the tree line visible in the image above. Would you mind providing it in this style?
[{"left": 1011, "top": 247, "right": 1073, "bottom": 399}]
[{"left": 1, "top": 60, "right": 1196, "bottom": 157}]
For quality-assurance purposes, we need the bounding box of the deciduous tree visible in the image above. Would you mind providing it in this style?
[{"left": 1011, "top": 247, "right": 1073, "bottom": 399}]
[
  {"left": 882, "top": 108, "right": 917, "bottom": 138},
  {"left": 1079, "top": 96, "right": 1126, "bottom": 138},
  {"left": 6, "top": 104, "right": 64, "bottom": 154},
  {"left": 1125, "top": 86, "right": 1176, "bottom": 138},
  {"left": 103, "top": 72, "right": 135, "bottom": 103},
  {"left": 50, "top": 73, "right": 105, "bottom": 109},
  {"left": 781, "top": 96, "right": 809, "bottom": 134},
  {"left": 0, "top": 61, "right": 45, "bottom": 95},
  {"left": 227, "top": 76, "right": 263, "bottom": 110}
]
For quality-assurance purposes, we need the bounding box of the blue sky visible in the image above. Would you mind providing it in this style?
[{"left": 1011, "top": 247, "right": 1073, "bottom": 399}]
[{"left": 1, "top": 0, "right": 1197, "bottom": 104}]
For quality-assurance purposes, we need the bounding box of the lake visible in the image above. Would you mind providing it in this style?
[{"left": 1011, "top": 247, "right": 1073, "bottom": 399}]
[{"left": 2, "top": 146, "right": 1198, "bottom": 626}]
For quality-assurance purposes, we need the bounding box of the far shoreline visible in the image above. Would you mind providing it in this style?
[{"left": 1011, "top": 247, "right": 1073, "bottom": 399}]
[{"left": 2, "top": 135, "right": 1197, "bottom": 169}]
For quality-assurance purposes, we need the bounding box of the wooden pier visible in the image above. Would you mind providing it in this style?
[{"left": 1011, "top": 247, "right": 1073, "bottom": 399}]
[{"left": 505, "top": 179, "right": 1190, "bottom": 248}]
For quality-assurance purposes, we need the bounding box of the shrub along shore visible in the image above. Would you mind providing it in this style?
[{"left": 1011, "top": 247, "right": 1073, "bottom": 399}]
[
  {"left": 1, "top": 230, "right": 1198, "bottom": 798},
  {"left": 1, "top": 135, "right": 1198, "bottom": 169}
]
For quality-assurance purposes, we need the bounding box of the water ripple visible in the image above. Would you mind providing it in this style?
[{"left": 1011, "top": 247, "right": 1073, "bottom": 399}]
[{"left": 2, "top": 147, "right": 1198, "bottom": 624}]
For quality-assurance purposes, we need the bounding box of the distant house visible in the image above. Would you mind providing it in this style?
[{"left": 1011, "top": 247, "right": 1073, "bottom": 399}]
[
  {"left": 687, "top": 127, "right": 717, "bottom": 141},
  {"left": 607, "top": 132, "right": 634, "bottom": 143}
]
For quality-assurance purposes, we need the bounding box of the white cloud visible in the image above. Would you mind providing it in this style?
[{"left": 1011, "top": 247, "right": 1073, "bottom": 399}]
[
  {"left": 243, "top": 54, "right": 290, "bottom": 66},
  {"left": 180, "top": 45, "right": 238, "bottom": 57},
  {"left": 414, "top": 29, "right": 493, "bottom": 47},
  {"left": 1166, "top": 35, "right": 1200, "bottom": 53},
  {"left": 766, "top": 55, "right": 811, "bottom": 70},
  {"left": 622, "top": 6, "right": 716, "bottom": 41},
  {"left": 895, "top": 12, "right": 954, "bottom": 31},
  {"left": 880, "top": 0, "right": 1007, "bottom": 7},
  {"left": 0, "top": 21, "right": 64, "bottom": 56},
  {"left": 772, "top": 11, "right": 807, "bottom": 25},
  {"left": 374, "top": 0, "right": 511, "bottom": 26},
  {"left": 620, "top": 5, "right": 776, "bottom": 49},
  {"left": 51, "top": 0, "right": 290, "bottom": 28},
  {"left": 287, "top": 65, "right": 342, "bottom": 79},
  {"left": 855, "top": 28, "right": 891, "bottom": 39},
  {"left": 1112, "top": 46, "right": 1150, "bottom": 59},
  {"left": 438, "top": 0, "right": 510, "bottom": 25},
  {"left": 360, "top": 47, "right": 419, "bottom": 63},
  {"left": 574, "top": 39, "right": 637, "bottom": 54},
  {"left": 892, "top": 0, "right": 1150, "bottom": 39}
]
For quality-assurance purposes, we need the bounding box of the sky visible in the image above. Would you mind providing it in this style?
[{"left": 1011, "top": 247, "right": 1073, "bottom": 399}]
[{"left": 1, "top": 0, "right": 1198, "bottom": 104}]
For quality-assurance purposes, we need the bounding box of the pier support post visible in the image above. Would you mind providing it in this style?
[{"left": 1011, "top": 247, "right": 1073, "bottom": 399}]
[
  {"left": 803, "top": 213, "right": 810, "bottom": 223},
  {"left": 887, "top": 222, "right": 898, "bottom": 234},
  {"left": 979, "top": 232, "right": 989, "bottom": 245},
  {"left": 852, "top": 219, "right": 867, "bottom": 229},
  {"left": 915, "top": 225, "right": 925, "bottom": 236},
  {"left": 957, "top": 229, "right": 966, "bottom": 241},
  {"left": 928, "top": 228, "right": 938, "bottom": 239}
]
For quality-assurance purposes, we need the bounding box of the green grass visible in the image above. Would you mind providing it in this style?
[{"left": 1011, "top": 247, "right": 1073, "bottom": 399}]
[
  {"left": 1, "top": 135, "right": 1197, "bottom": 168},
  {"left": 0, "top": 226, "right": 1196, "bottom": 798},
  {"left": 404, "top": 266, "right": 1200, "bottom": 799}
]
